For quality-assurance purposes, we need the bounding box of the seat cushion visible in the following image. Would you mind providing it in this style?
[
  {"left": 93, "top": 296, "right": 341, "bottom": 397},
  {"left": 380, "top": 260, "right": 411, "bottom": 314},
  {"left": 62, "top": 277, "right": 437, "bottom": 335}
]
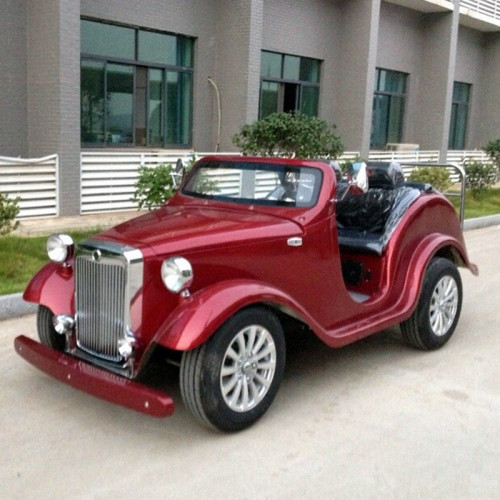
[{"left": 337, "top": 187, "right": 420, "bottom": 256}]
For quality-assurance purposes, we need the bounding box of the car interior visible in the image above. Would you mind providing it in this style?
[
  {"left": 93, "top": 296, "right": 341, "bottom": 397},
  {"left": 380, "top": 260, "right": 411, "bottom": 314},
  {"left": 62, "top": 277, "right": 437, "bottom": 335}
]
[{"left": 336, "top": 162, "right": 431, "bottom": 302}]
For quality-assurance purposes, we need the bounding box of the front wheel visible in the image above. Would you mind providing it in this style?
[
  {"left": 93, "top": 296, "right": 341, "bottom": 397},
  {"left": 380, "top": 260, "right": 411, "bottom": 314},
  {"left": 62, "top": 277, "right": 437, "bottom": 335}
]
[
  {"left": 401, "top": 258, "right": 462, "bottom": 350},
  {"left": 37, "top": 305, "right": 65, "bottom": 351},
  {"left": 180, "top": 307, "right": 286, "bottom": 432}
]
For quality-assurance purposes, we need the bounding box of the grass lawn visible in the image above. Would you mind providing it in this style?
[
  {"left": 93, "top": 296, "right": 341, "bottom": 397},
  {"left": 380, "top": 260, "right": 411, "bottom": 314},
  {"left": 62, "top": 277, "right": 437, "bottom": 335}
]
[
  {"left": 0, "top": 229, "right": 99, "bottom": 295},
  {"left": 449, "top": 187, "right": 500, "bottom": 219}
]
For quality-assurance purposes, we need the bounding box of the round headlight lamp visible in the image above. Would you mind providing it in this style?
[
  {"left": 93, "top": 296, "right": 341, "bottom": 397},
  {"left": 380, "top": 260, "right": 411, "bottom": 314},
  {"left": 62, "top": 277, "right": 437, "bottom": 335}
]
[
  {"left": 47, "top": 234, "right": 74, "bottom": 265},
  {"left": 161, "top": 257, "right": 193, "bottom": 294}
]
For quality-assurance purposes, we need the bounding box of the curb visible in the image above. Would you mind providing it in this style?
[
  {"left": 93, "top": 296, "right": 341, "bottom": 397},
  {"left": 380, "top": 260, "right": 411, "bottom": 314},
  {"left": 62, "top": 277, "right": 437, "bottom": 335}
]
[
  {"left": 463, "top": 213, "right": 500, "bottom": 231},
  {"left": 1, "top": 215, "right": 499, "bottom": 321},
  {"left": 0, "top": 293, "right": 37, "bottom": 321}
]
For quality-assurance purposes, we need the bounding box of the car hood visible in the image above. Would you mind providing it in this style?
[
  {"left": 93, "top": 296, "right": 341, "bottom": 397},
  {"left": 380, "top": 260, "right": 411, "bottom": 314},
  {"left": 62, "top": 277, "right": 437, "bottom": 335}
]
[{"left": 95, "top": 204, "right": 302, "bottom": 256}]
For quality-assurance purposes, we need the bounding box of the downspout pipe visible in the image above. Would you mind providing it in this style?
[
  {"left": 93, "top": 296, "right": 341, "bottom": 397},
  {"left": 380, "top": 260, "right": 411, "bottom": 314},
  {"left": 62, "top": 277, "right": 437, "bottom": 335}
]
[{"left": 208, "top": 77, "right": 221, "bottom": 152}]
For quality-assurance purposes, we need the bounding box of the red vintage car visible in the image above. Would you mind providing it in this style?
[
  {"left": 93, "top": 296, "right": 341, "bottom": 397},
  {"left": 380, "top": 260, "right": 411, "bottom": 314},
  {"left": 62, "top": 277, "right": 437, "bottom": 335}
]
[{"left": 15, "top": 156, "right": 478, "bottom": 431}]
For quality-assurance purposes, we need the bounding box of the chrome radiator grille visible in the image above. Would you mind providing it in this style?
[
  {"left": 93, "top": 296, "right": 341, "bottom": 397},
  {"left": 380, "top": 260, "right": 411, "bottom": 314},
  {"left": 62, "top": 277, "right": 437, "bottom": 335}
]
[{"left": 75, "top": 255, "right": 127, "bottom": 361}]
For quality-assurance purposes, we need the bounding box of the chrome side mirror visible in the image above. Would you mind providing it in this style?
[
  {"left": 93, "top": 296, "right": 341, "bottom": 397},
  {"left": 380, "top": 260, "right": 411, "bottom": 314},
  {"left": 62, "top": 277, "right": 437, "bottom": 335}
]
[
  {"left": 171, "top": 158, "right": 185, "bottom": 189},
  {"left": 347, "top": 161, "right": 368, "bottom": 194}
]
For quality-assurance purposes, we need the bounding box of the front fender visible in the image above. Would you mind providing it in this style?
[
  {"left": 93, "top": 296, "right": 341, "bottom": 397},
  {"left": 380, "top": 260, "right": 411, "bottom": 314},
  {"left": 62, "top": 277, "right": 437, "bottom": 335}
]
[
  {"left": 23, "top": 262, "right": 75, "bottom": 315},
  {"left": 153, "top": 279, "right": 306, "bottom": 351}
]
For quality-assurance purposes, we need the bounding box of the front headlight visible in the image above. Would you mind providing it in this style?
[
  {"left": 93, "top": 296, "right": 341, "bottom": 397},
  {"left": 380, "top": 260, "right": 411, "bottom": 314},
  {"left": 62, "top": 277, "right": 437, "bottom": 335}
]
[
  {"left": 47, "top": 234, "right": 74, "bottom": 264},
  {"left": 161, "top": 256, "right": 193, "bottom": 294}
]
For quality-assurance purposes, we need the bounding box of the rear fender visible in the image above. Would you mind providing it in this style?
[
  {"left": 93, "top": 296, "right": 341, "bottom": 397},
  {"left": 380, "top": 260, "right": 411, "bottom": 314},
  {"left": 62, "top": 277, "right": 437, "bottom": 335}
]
[
  {"left": 398, "top": 233, "right": 477, "bottom": 321},
  {"left": 23, "top": 262, "right": 75, "bottom": 315},
  {"left": 153, "top": 279, "right": 307, "bottom": 351}
]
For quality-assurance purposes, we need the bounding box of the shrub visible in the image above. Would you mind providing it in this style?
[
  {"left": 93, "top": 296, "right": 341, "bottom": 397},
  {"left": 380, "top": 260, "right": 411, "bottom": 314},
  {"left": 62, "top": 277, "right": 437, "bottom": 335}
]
[
  {"left": 408, "top": 166, "right": 451, "bottom": 192},
  {"left": 132, "top": 164, "right": 175, "bottom": 210},
  {"left": 232, "top": 111, "right": 344, "bottom": 159},
  {"left": 485, "top": 139, "right": 500, "bottom": 182},
  {"left": 485, "top": 139, "right": 500, "bottom": 167},
  {"left": 463, "top": 161, "right": 497, "bottom": 198},
  {"left": 0, "top": 192, "right": 20, "bottom": 236}
]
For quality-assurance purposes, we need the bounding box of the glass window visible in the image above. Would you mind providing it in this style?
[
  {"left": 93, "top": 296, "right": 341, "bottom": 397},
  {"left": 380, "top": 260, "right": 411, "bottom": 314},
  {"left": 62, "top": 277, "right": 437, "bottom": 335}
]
[
  {"left": 148, "top": 69, "right": 164, "bottom": 146},
  {"left": 138, "top": 31, "right": 177, "bottom": 66},
  {"left": 166, "top": 72, "right": 192, "bottom": 146},
  {"left": 260, "top": 81, "right": 279, "bottom": 119},
  {"left": 300, "top": 59, "right": 320, "bottom": 84},
  {"left": 371, "top": 68, "right": 407, "bottom": 149},
  {"left": 81, "top": 60, "right": 105, "bottom": 143},
  {"left": 300, "top": 86, "right": 319, "bottom": 116},
  {"left": 178, "top": 38, "right": 194, "bottom": 67},
  {"left": 283, "top": 55, "right": 300, "bottom": 81},
  {"left": 449, "top": 82, "right": 471, "bottom": 150},
  {"left": 107, "top": 64, "right": 134, "bottom": 144},
  {"left": 81, "top": 20, "right": 135, "bottom": 59},
  {"left": 80, "top": 19, "right": 194, "bottom": 148},
  {"left": 261, "top": 51, "right": 282, "bottom": 79},
  {"left": 259, "top": 51, "right": 321, "bottom": 119}
]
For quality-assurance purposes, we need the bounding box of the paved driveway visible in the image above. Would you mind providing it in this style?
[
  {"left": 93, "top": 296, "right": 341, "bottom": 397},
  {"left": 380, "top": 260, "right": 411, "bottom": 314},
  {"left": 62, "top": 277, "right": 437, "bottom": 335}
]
[{"left": 1, "top": 225, "right": 499, "bottom": 500}]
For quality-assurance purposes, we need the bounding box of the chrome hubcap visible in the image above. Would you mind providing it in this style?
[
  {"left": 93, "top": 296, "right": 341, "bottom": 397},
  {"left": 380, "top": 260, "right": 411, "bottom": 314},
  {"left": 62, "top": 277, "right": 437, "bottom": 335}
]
[
  {"left": 429, "top": 276, "right": 459, "bottom": 337},
  {"left": 220, "top": 325, "right": 277, "bottom": 412}
]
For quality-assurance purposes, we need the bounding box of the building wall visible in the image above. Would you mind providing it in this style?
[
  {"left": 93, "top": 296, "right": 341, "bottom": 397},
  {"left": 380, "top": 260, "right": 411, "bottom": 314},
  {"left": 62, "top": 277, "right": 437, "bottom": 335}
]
[
  {"left": 26, "top": 0, "right": 81, "bottom": 214},
  {"left": 214, "top": 0, "right": 264, "bottom": 151},
  {"left": 478, "top": 33, "right": 500, "bottom": 146},
  {"left": 0, "top": 0, "right": 28, "bottom": 157},
  {"left": 335, "top": 0, "right": 381, "bottom": 157},
  {"left": 455, "top": 26, "right": 486, "bottom": 149},
  {"left": 1, "top": 0, "right": 499, "bottom": 215},
  {"left": 415, "top": 9, "right": 459, "bottom": 156}
]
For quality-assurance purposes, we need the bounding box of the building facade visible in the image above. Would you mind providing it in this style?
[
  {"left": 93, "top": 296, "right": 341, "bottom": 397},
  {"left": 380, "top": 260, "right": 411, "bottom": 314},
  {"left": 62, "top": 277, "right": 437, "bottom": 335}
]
[{"left": 1, "top": 0, "right": 499, "bottom": 216}]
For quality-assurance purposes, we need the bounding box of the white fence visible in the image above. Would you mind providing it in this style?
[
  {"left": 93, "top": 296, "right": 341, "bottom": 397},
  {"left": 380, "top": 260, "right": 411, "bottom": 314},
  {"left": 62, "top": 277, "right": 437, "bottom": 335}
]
[
  {"left": 80, "top": 151, "right": 233, "bottom": 213},
  {"left": 0, "top": 154, "right": 58, "bottom": 218},
  {"left": 460, "top": 0, "right": 500, "bottom": 22},
  {"left": 80, "top": 152, "right": 188, "bottom": 213},
  {"left": 2, "top": 150, "right": 495, "bottom": 219}
]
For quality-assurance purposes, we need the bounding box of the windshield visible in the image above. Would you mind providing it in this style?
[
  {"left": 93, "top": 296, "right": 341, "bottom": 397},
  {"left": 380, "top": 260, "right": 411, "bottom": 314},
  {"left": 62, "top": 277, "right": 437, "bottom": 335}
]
[{"left": 182, "top": 160, "right": 323, "bottom": 208}]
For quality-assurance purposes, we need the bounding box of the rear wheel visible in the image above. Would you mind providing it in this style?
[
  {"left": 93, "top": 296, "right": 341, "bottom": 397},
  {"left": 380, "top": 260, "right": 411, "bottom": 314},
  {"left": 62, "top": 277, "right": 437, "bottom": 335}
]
[
  {"left": 180, "top": 307, "right": 286, "bottom": 432},
  {"left": 401, "top": 258, "right": 462, "bottom": 350},
  {"left": 37, "top": 305, "right": 65, "bottom": 351}
]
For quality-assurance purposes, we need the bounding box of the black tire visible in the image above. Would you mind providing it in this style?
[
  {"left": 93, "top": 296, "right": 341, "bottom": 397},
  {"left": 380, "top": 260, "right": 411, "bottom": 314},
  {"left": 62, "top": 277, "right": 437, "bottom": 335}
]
[
  {"left": 37, "top": 305, "right": 65, "bottom": 351},
  {"left": 401, "top": 257, "right": 462, "bottom": 350},
  {"left": 180, "top": 307, "right": 286, "bottom": 432}
]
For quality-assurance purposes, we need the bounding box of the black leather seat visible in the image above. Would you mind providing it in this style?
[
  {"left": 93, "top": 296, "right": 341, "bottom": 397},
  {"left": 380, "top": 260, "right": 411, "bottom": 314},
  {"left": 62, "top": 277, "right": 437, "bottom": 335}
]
[{"left": 337, "top": 162, "right": 420, "bottom": 256}]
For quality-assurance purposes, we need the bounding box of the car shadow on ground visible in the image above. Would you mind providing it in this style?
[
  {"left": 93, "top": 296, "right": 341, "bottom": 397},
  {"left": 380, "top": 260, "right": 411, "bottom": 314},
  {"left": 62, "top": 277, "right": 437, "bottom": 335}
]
[{"left": 133, "top": 321, "right": 418, "bottom": 430}]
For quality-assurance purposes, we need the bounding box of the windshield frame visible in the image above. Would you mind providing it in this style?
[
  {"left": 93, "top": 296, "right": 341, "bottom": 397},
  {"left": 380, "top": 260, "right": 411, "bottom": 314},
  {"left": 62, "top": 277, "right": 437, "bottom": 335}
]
[{"left": 181, "top": 160, "right": 324, "bottom": 209}]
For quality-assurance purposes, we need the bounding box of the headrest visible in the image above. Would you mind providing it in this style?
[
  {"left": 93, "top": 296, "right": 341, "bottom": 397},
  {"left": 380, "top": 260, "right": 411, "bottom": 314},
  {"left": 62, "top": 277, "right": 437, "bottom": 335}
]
[
  {"left": 329, "top": 160, "right": 343, "bottom": 182},
  {"left": 366, "top": 162, "right": 405, "bottom": 189}
]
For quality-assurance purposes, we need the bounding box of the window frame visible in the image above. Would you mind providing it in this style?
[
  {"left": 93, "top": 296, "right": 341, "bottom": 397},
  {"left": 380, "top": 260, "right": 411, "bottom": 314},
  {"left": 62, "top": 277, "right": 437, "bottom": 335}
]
[
  {"left": 80, "top": 18, "right": 194, "bottom": 149},
  {"left": 259, "top": 50, "right": 321, "bottom": 119},
  {"left": 371, "top": 68, "right": 408, "bottom": 149},
  {"left": 448, "top": 81, "right": 471, "bottom": 150}
]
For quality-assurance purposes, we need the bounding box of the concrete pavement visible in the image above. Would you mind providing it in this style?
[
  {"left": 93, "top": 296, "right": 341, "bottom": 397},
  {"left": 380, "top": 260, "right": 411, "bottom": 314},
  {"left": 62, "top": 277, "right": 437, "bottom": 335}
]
[{"left": 0, "top": 224, "right": 499, "bottom": 499}]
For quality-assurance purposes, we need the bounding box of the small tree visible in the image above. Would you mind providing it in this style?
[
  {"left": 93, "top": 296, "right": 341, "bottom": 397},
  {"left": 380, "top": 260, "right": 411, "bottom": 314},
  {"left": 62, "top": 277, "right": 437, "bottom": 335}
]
[
  {"left": 0, "top": 192, "right": 20, "bottom": 235},
  {"left": 463, "top": 161, "right": 497, "bottom": 198},
  {"left": 485, "top": 139, "right": 500, "bottom": 167},
  {"left": 232, "top": 112, "right": 344, "bottom": 159},
  {"left": 132, "top": 164, "right": 175, "bottom": 210}
]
